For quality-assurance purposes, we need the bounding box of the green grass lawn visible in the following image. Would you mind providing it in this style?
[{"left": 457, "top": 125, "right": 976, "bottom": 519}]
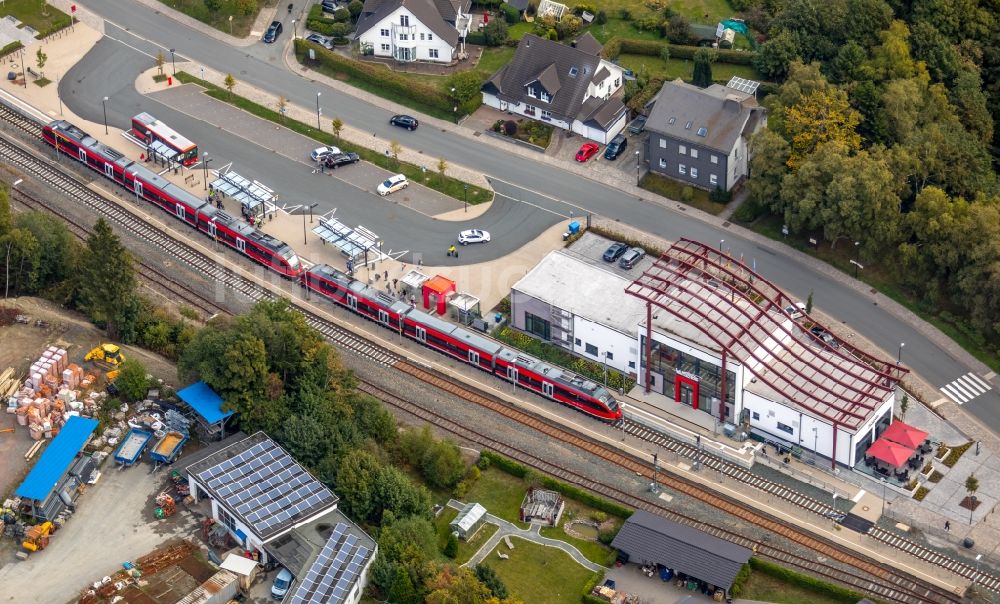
[
  {"left": 463, "top": 468, "right": 530, "bottom": 527},
  {"left": 670, "top": 0, "right": 738, "bottom": 23},
  {"left": 618, "top": 54, "right": 761, "bottom": 83},
  {"left": 740, "top": 570, "right": 859, "bottom": 604},
  {"left": 640, "top": 172, "right": 729, "bottom": 215},
  {"left": 0, "top": 0, "right": 72, "bottom": 38},
  {"left": 156, "top": 0, "right": 275, "bottom": 38},
  {"left": 486, "top": 538, "right": 599, "bottom": 604},
  {"left": 537, "top": 499, "right": 618, "bottom": 566},
  {"left": 432, "top": 507, "right": 501, "bottom": 564}
]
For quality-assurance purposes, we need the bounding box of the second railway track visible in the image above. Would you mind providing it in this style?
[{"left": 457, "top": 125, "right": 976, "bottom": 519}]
[{"left": 1, "top": 106, "right": 992, "bottom": 602}]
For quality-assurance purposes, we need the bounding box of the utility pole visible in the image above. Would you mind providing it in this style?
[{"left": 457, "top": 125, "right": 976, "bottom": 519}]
[{"left": 651, "top": 451, "right": 659, "bottom": 494}]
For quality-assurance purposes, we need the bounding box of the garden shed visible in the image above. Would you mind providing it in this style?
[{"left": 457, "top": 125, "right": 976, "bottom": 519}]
[{"left": 450, "top": 502, "right": 487, "bottom": 540}]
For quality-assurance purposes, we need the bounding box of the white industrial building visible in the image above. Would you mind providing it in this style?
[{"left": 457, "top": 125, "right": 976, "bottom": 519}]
[
  {"left": 185, "top": 432, "right": 376, "bottom": 604},
  {"left": 509, "top": 239, "right": 906, "bottom": 468}
]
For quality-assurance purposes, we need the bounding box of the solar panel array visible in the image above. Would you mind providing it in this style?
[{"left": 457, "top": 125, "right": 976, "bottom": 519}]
[
  {"left": 196, "top": 438, "right": 337, "bottom": 537},
  {"left": 289, "top": 523, "right": 372, "bottom": 604},
  {"left": 727, "top": 76, "right": 760, "bottom": 96}
]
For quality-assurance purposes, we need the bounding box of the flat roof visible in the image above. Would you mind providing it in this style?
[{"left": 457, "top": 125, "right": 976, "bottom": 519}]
[
  {"left": 178, "top": 381, "right": 234, "bottom": 425},
  {"left": 188, "top": 432, "right": 339, "bottom": 542},
  {"left": 512, "top": 248, "right": 648, "bottom": 336},
  {"left": 626, "top": 239, "right": 905, "bottom": 430},
  {"left": 16, "top": 416, "right": 98, "bottom": 501}
]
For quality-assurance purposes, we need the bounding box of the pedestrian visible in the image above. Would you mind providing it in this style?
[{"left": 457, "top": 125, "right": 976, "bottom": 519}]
[
  {"left": 384, "top": 270, "right": 388, "bottom": 281},
  {"left": 393, "top": 278, "right": 398, "bottom": 288},
  {"left": 945, "top": 521, "right": 950, "bottom": 532}
]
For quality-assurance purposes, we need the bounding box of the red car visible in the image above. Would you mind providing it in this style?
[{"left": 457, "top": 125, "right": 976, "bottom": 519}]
[{"left": 575, "top": 142, "right": 600, "bottom": 162}]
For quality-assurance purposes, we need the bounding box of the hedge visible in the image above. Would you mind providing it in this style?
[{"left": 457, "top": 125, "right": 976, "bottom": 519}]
[
  {"left": 602, "top": 37, "right": 755, "bottom": 66},
  {"left": 747, "top": 558, "right": 866, "bottom": 603},
  {"left": 0, "top": 41, "right": 22, "bottom": 59},
  {"left": 466, "top": 31, "right": 487, "bottom": 45},
  {"left": 480, "top": 451, "right": 633, "bottom": 519},
  {"left": 580, "top": 572, "right": 605, "bottom": 604}
]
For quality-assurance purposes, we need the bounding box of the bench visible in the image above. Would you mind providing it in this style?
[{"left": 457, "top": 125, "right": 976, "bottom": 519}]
[{"left": 25, "top": 66, "right": 40, "bottom": 79}]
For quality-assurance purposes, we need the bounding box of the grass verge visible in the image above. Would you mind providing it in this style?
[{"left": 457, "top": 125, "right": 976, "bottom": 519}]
[
  {"left": 486, "top": 538, "right": 600, "bottom": 604},
  {"left": 156, "top": 0, "right": 275, "bottom": 38},
  {"left": 639, "top": 172, "right": 728, "bottom": 215},
  {"left": 33, "top": 78, "right": 51, "bottom": 87},
  {"left": 173, "top": 71, "right": 491, "bottom": 205},
  {"left": 745, "top": 213, "right": 1000, "bottom": 374}
]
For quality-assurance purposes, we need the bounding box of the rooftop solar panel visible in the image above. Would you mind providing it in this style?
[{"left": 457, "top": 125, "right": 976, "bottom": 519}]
[{"left": 726, "top": 76, "right": 760, "bottom": 95}]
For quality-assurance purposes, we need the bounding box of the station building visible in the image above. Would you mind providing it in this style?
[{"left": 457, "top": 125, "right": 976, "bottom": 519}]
[{"left": 510, "top": 238, "right": 907, "bottom": 468}]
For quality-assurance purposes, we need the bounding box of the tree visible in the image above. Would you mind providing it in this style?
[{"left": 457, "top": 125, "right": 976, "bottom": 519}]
[
  {"left": 483, "top": 19, "right": 508, "bottom": 46},
  {"left": 35, "top": 48, "right": 47, "bottom": 75},
  {"left": 279, "top": 414, "right": 328, "bottom": 467},
  {"left": 0, "top": 184, "right": 11, "bottom": 238},
  {"left": 14, "top": 212, "right": 76, "bottom": 297},
  {"left": 390, "top": 139, "right": 402, "bottom": 166},
  {"left": 425, "top": 565, "right": 493, "bottom": 604},
  {"left": 75, "top": 218, "right": 137, "bottom": 337},
  {"left": 965, "top": 473, "right": 979, "bottom": 524},
  {"left": 663, "top": 14, "right": 691, "bottom": 44},
  {"left": 224, "top": 73, "right": 236, "bottom": 99},
  {"left": 348, "top": 0, "right": 364, "bottom": 18},
  {"left": 437, "top": 158, "right": 448, "bottom": 184},
  {"left": 1, "top": 228, "right": 40, "bottom": 298},
  {"left": 421, "top": 439, "right": 465, "bottom": 490},
  {"left": 155, "top": 51, "right": 166, "bottom": 76},
  {"left": 949, "top": 66, "right": 993, "bottom": 145},
  {"left": 387, "top": 565, "right": 420, "bottom": 604},
  {"left": 444, "top": 71, "right": 483, "bottom": 105},
  {"left": 659, "top": 45, "right": 670, "bottom": 65},
  {"left": 116, "top": 358, "right": 150, "bottom": 401},
  {"left": 331, "top": 117, "right": 343, "bottom": 139},
  {"left": 277, "top": 95, "right": 287, "bottom": 122},
  {"left": 783, "top": 89, "right": 861, "bottom": 169},
  {"left": 692, "top": 48, "right": 714, "bottom": 88},
  {"left": 754, "top": 30, "right": 798, "bottom": 80},
  {"left": 373, "top": 464, "right": 432, "bottom": 523},
  {"left": 829, "top": 41, "right": 870, "bottom": 84},
  {"left": 805, "top": 290, "right": 814, "bottom": 314},
  {"left": 475, "top": 565, "right": 509, "bottom": 599},
  {"left": 335, "top": 449, "right": 383, "bottom": 522},
  {"left": 443, "top": 533, "right": 458, "bottom": 558},
  {"left": 899, "top": 392, "right": 909, "bottom": 419},
  {"left": 746, "top": 130, "right": 790, "bottom": 213}
]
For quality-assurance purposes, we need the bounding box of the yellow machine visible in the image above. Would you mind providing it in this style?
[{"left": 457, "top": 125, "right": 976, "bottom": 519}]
[
  {"left": 84, "top": 343, "right": 125, "bottom": 368},
  {"left": 21, "top": 522, "right": 54, "bottom": 553}
]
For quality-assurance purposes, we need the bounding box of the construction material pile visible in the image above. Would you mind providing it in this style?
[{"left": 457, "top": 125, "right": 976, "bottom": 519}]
[{"left": 4, "top": 345, "right": 108, "bottom": 441}]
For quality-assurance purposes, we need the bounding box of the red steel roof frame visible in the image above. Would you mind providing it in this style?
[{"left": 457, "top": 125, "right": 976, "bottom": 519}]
[{"left": 626, "top": 239, "right": 907, "bottom": 430}]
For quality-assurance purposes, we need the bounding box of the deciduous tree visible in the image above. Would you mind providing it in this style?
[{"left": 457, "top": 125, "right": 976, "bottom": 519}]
[
  {"left": 753, "top": 30, "right": 798, "bottom": 80},
  {"left": 783, "top": 89, "right": 861, "bottom": 169},
  {"left": 116, "top": 358, "right": 150, "bottom": 401},
  {"left": 224, "top": 73, "right": 236, "bottom": 99},
  {"left": 331, "top": 117, "right": 343, "bottom": 139}
]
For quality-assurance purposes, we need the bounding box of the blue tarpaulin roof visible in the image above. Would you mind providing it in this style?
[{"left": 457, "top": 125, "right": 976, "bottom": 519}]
[
  {"left": 16, "top": 416, "right": 98, "bottom": 501},
  {"left": 178, "top": 381, "right": 233, "bottom": 424}
]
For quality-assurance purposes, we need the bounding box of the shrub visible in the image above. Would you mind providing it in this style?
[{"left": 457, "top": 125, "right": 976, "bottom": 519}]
[
  {"left": 348, "top": 0, "right": 364, "bottom": 17},
  {"left": 729, "top": 564, "right": 752, "bottom": 597},
  {"left": 590, "top": 511, "right": 608, "bottom": 523},
  {"left": 333, "top": 7, "right": 351, "bottom": 22},
  {"left": 1, "top": 41, "right": 23, "bottom": 59},
  {"left": 634, "top": 16, "right": 663, "bottom": 33},
  {"left": 747, "top": 558, "right": 866, "bottom": 601},
  {"left": 476, "top": 454, "right": 492, "bottom": 470},
  {"left": 484, "top": 19, "right": 509, "bottom": 45},
  {"left": 595, "top": 10, "right": 606, "bottom": 24},
  {"left": 617, "top": 8, "right": 632, "bottom": 20},
  {"left": 453, "top": 480, "right": 469, "bottom": 498},
  {"left": 466, "top": 31, "right": 487, "bottom": 45},
  {"left": 503, "top": 120, "right": 518, "bottom": 136},
  {"left": 573, "top": 3, "right": 597, "bottom": 16},
  {"left": 597, "top": 525, "right": 620, "bottom": 544},
  {"left": 556, "top": 14, "right": 582, "bottom": 39},
  {"left": 329, "top": 23, "right": 351, "bottom": 37},
  {"left": 475, "top": 565, "right": 509, "bottom": 599},
  {"left": 443, "top": 533, "right": 459, "bottom": 558},
  {"left": 205, "top": 0, "right": 223, "bottom": 10},
  {"left": 501, "top": 2, "right": 520, "bottom": 23},
  {"left": 731, "top": 197, "right": 766, "bottom": 222},
  {"left": 709, "top": 186, "right": 732, "bottom": 203},
  {"left": 467, "top": 465, "right": 482, "bottom": 481}
]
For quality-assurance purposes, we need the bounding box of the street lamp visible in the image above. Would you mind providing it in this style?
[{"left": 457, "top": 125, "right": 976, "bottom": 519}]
[
  {"left": 719, "top": 239, "right": 725, "bottom": 252},
  {"left": 18, "top": 46, "right": 26, "bottom": 89},
  {"left": 228, "top": 15, "right": 233, "bottom": 36},
  {"left": 853, "top": 241, "right": 861, "bottom": 278},
  {"left": 813, "top": 426, "right": 818, "bottom": 456},
  {"left": 602, "top": 352, "right": 609, "bottom": 387},
  {"left": 976, "top": 553, "right": 983, "bottom": 576},
  {"left": 202, "top": 152, "right": 212, "bottom": 190},
  {"left": 302, "top": 203, "right": 319, "bottom": 244},
  {"left": 634, "top": 150, "right": 640, "bottom": 185},
  {"left": 620, "top": 403, "right": 627, "bottom": 441},
  {"left": 881, "top": 478, "right": 887, "bottom": 517},
  {"left": 463, "top": 183, "right": 468, "bottom": 213},
  {"left": 315, "top": 92, "right": 322, "bottom": 130},
  {"left": 101, "top": 96, "right": 109, "bottom": 135},
  {"left": 169, "top": 48, "right": 176, "bottom": 75},
  {"left": 291, "top": 19, "right": 296, "bottom": 39},
  {"left": 897, "top": 342, "right": 905, "bottom": 365}
]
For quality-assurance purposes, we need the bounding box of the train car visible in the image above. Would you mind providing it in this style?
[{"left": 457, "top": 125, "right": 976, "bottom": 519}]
[
  {"left": 304, "top": 263, "right": 622, "bottom": 421},
  {"left": 130, "top": 112, "right": 199, "bottom": 166},
  {"left": 41, "top": 120, "right": 302, "bottom": 279}
]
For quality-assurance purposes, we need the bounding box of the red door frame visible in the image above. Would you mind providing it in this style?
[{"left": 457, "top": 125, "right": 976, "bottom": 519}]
[{"left": 674, "top": 375, "right": 700, "bottom": 410}]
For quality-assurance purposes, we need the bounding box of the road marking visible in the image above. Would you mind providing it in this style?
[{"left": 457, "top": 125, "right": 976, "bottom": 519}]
[
  {"left": 852, "top": 489, "right": 865, "bottom": 502},
  {"left": 102, "top": 20, "right": 183, "bottom": 62},
  {"left": 487, "top": 176, "right": 587, "bottom": 218},
  {"left": 939, "top": 373, "right": 993, "bottom": 405}
]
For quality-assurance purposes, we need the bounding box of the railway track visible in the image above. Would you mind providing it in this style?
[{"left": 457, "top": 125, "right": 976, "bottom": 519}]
[
  {"left": 359, "top": 377, "right": 955, "bottom": 604},
  {"left": 0, "top": 102, "right": 992, "bottom": 599}
]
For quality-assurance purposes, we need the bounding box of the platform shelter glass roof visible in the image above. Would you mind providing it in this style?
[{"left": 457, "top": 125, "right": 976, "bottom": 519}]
[
  {"left": 16, "top": 416, "right": 98, "bottom": 501},
  {"left": 312, "top": 217, "right": 379, "bottom": 259}
]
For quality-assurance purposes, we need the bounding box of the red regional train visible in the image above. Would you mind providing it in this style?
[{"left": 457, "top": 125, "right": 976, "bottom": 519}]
[
  {"left": 304, "top": 264, "right": 623, "bottom": 421},
  {"left": 42, "top": 120, "right": 302, "bottom": 278}
]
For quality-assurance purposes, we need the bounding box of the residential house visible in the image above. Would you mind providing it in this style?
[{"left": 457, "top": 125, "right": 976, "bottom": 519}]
[
  {"left": 356, "top": 0, "right": 472, "bottom": 63},
  {"left": 643, "top": 79, "right": 766, "bottom": 191},
  {"left": 481, "top": 33, "right": 628, "bottom": 144}
]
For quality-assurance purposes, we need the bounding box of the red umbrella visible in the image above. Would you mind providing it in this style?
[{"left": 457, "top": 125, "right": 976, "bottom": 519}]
[
  {"left": 483, "top": 13, "right": 489, "bottom": 24},
  {"left": 881, "top": 421, "right": 928, "bottom": 449},
  {"left": 867, "top": 438, "right": 914, "bottom": 469}
]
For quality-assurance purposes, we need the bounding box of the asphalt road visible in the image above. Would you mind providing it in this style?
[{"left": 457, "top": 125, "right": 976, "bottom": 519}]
[{"left": 61, "top": 1, "right": 1000, "bottom": 430}]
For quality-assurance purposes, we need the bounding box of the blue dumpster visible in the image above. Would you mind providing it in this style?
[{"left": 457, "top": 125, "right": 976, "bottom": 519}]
[{"left": 568, "top": 221, "right": 580, "bottom": 234}]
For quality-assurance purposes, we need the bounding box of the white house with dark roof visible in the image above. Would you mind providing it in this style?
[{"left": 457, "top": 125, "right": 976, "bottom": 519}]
[
  {"left": 643, "top": 79, "right": 767, "bottom": 191},
  {"left": 480, "top": 33, "right": 628, "bottom": 144},
  {"left": 356, "top": 0, "right": 472, "bottom": 63}
]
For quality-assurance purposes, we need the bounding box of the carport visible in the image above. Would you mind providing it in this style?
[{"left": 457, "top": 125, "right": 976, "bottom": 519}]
[
  {"left": 610, "top": 509, "right": 752, "bottom": 594},
  {"left": 15, "top": 416, "right": 99, "bottom": 521},
  {"left": 177, "top": 381, "right": 234, "bottom": 440}
]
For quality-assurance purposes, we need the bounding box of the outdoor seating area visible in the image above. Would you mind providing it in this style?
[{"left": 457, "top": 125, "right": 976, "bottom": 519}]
[{"left": 859, "top": 421, "right": 930, "bottom": 486}]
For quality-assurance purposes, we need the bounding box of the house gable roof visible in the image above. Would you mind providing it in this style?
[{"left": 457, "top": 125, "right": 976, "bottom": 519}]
[
  {"left": 572, "top": 31, "right": 602, "bottom": 56},
  {"left": 356, "top": 0, "right": 466, "bottom": 46},
  {"left": 481, "top": 34, "right": 607, "bottom": 122},
  {"left": 645, "top": 80, "right": 763, "bottom": 152}
]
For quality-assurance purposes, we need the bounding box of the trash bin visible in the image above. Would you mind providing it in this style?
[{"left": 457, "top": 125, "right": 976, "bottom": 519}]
[{"left": 567, "top": 221, "right": 580, "bottom": 235}]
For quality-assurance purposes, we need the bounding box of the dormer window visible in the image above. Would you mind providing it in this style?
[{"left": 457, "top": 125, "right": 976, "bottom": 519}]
[
  {"left": 527, "top": 86, "right": 537, "bottom": 99},
  {"left": 540, "top": 91, "right": 551, "bottom": 102}
]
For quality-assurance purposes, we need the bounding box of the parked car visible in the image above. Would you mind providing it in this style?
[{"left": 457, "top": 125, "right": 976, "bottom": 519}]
[
  {"left": 377, "top": 174, "right": 408, "bottom": 196},
  {"left": 604, "top": 135, "right": 628, "bottom": 160},
  {"left": 575, "top": 142, "right": 600, "bottom": 162},
  {"left": 628, "top": 114, "right": 647, "bottom": 134},
  {"left": 321, "top": 0, "right": 338, "bottom": 12},
  {"left": 618, "top": 247, "right": 646, "bottom": 269},
  {"left": 784, "top": 301, "right": 806, "bottom": 320},
  {"left": 390, "top": 114, "right": 419, "bottom": 130},
  {"left": 602, "top": 242, "right": 628, "bottom": 262},
  {"left": 324, "top": 152, "right": 360, "bottom": 168},
  {"left": 263, "top": 21, "right": 283, "bottom": 43},
  {"left": 810, "top": 325, "right": 838, "bottom": 347},
  {"left": 271, "top": 568, "right": 293, "bottom": 600},
  {"left": 311, "top": 145, "right": 342, "bottom": 161},
  {"left": 306, "top": 33, "right": 334, "bottom": 49},
  {"left": 458, "top": 229, "right": 490, "bottom": 244}
]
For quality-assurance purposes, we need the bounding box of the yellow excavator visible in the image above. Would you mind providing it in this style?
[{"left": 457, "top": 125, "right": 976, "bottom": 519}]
[
  {"left": 18, "top": 522, "right": 54, "bottom": 559},
  {"left": 84, "top": 343, "right": 125, "bottom": 369}
]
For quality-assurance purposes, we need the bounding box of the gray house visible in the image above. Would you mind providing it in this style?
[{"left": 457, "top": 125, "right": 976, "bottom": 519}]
[{"left": 643, "top": 80, "right": 766, "bottom": 192}]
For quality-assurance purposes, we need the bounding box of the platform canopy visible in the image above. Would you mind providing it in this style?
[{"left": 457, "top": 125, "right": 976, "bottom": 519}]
[
  {"left": 16, "top": 416, "right": 98, "bottom": 501},
  {"left": 178, "top": 381, "right": 234, "bottom": 425},
  {"left": 881, "top": 421, "right": 928, "bottom": 449},
  {"left": 866, "top": 437, "right": 913, "bottom": 468}
]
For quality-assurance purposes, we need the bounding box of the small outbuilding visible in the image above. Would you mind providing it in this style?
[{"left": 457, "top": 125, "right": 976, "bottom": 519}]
[
  {"left": 450, "top": 502, "right": 487, "bottom": 540},
  {"left": 423, "top": 275, "right": 457, "bottom": 315},
  {"left": 177, "top": 381, "right": 234, "bottom": 440},
  {"left": 520, "top": 488, "right": 564, "bottom": 526},
  {"left": 15, "top": 416, "right": 99, "bottom": 521}
]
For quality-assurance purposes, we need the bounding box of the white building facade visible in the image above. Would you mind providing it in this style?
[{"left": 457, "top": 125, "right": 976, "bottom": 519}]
[{"left": 355, "top": 0, "right": 470, "bottom": 63}]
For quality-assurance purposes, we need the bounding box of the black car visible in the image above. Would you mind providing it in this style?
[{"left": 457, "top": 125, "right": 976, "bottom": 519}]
[
  {"left": 604, "top": 134, "right": 628, "bottom": 160},
  {"left": 628, "top": 114, "right": 647, "bottom": 134},
  {"left": 324, "top": 152, "right": 360, "bottom": 168},
  {"left": 390, "top": 114, "right": 419, "bottom": 130},
  {"left": 602, "top": 242, "right": 628, "bottom": 262},
  {"left": 263, "top": 21, "right": 283, "bottom": 43}
]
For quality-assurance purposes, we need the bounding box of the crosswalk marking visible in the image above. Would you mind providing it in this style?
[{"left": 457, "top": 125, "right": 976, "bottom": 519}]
[{"left": 939, "top": 373, "right": 993, "bottom": 405}]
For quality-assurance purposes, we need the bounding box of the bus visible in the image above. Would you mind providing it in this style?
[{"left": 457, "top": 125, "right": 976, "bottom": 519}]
[{"left": 130, "top": 112, "right": 199, "bottom": 166}]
